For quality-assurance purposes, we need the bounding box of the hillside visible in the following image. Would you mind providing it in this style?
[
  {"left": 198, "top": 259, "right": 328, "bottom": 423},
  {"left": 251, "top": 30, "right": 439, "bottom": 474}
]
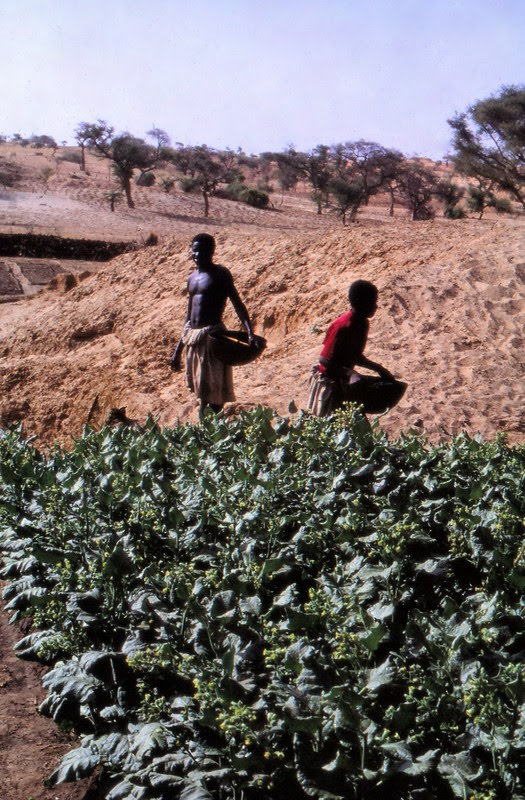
[
  {"left": 0, "top": 140, "right": 524, "bottom": 448},
  {"left": 1, "top": 218, "right": 524, "bottom": 445}
]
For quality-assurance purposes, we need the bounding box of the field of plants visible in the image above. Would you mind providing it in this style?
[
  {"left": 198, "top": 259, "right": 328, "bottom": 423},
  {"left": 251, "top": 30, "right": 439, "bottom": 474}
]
[{"left": 0, "top": 407, "right": 524, "bottom": 800}]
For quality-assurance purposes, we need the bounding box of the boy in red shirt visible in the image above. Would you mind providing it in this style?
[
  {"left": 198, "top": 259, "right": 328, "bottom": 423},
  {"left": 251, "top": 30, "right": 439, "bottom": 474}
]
[{"left": 308, "top": 280, "right": 394, "bottom": 416}]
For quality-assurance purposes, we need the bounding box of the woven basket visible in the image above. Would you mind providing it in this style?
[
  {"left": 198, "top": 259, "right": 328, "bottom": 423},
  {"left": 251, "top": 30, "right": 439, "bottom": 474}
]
[
  {"left": 343, "top": 375, "right": 407, "bottom": 414},
  {"left": 208, "top": 330, "right": 267, "bottom": 366}
]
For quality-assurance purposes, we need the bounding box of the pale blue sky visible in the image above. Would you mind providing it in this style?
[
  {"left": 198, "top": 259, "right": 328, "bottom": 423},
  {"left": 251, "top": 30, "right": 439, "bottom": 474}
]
[{"left": 1, "top": 0, "right": 523, "bottom": 158}]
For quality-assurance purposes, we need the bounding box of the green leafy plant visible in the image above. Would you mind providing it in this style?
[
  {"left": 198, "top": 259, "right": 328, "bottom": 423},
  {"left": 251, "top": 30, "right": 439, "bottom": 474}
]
[{"left": 0, "top": 410, "right": 524, "bottom": 799}]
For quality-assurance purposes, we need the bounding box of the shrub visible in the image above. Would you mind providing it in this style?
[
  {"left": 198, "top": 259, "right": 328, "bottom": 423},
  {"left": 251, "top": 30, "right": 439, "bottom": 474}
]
[
  {"left": 489, "top": 196, "right": 512, "bottom": 215},
  {"left": 105, "top": 189, "right": 123, "bottom": 211},
  {"left": 240, "top": 186, "right": 270, "bottom": 208},
  {"left": 136, "top": 171, "right": 156, "bottom": 187},
  {"left": 214, "top": 182, "right": 270, "bottom": 208},
  {"left": 179, "top": 175, "right": 200, "bottom": 193},
  {"left": 57, "top": 150, "right": 83, "bottom": 165},
  {"left": 159, "top": 177, "right": 175, "bottom": 194},
  {"left": 213, "top": 180, "right": 246, "bottom": 200},
  {"left": 445, "top": 205, "right": 466, "bottom": 219}
]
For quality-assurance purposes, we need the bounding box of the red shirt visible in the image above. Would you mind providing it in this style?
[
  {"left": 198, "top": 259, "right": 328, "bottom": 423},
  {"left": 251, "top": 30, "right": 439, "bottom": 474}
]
[{"left": 319, "top": 310, "right": 369, "bottom": 373}]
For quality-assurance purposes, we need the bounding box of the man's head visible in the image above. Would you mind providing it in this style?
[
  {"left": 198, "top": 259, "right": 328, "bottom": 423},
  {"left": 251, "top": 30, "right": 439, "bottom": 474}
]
[
  {"left": 348, "top": 280, "right": 378, "bottom": 317},
  {"left": 192, "top": 233, "right": 215, "bottom": 266}
]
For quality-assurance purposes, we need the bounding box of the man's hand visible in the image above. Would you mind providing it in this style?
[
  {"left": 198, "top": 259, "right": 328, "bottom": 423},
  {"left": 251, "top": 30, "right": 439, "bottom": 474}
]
[
  {"left": 377, "top": 366, "right": 395, "bottom": 381},
  {"left": 170, "top": 353, "right": 182, "bottom": 372},
  {"left": 248, "top": 332, "right": 266, "bottom": 351}
]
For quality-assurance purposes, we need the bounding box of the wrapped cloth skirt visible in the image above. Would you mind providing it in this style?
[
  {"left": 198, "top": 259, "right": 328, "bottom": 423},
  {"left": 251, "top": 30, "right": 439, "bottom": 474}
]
[
  {"left": 182, "top": 323, "right": 235, "bottom": 406},
  {"left": 308, "top": 366, "right": 406, "bottom": 417}
]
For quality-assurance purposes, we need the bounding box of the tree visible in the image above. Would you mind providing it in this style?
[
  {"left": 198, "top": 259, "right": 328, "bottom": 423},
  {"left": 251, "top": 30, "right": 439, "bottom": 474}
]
[
  {"left": 466, "top": 180, "right": 512, "bottom": 219},
  {"left": 77, "top": 121, "right": 156, "bottom": 208},
  {"left": 436, "top": 179, "right": 465, "bottom": 218},
  {"left": 448, "top": 85, "right": 525, "bottom": 210},
  {"left": 105, "top": 189, "right": 123, "bottom": 212},
  {"left": 396, "top": 161, "right": 438, "bottom": 220},
  {"left": 146, "top": 127, "right": 171, "bottom": 159},
  {"left": 30, "top": 134, "right": 57, "bottom": 149},
  {"left": 329, "top": 140, "right": 404, "bottom": 219},
  {"left": 75, "top": 120, "right": 113, "bottom": 172},
  {"left": 110, "top": 135, "right": 156, "bottom": 206},
  {"left": 328, "top": 177, "right": 365, "bottom": 225},
  {"left": 340, "top": 141, "right": 403, "bottom": 199},
  {"left": 169, "top": 145, "right": 242, "bottom": 217},
  {"left": 272, "top": 151, "right": 300, "bottom": 201},
  {"left": 273, "top": 146, "right": 332, "bottom": 213}
]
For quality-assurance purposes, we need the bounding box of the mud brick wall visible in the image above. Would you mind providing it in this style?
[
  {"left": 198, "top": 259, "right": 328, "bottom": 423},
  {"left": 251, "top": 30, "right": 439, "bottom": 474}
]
[
  {"left": 0, "top": 261, "right": 22, "bottom": 294},
  {"left": 0, "top": 233, "right": 134, "bottom": 260}
]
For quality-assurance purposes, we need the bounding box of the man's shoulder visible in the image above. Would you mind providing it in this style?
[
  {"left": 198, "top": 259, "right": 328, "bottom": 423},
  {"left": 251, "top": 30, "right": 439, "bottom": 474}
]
[
  {"left": 188, "top": 263, "right": 233, "bottom": 282},
  {"left": 214, "top": 263, "right": 233, "bottom": 278}
]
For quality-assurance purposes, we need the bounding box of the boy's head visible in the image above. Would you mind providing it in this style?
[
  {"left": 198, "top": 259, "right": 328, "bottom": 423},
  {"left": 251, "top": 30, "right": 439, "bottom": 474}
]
[{"left": 348, "top": 280, "right": 378, "bottom": 317}]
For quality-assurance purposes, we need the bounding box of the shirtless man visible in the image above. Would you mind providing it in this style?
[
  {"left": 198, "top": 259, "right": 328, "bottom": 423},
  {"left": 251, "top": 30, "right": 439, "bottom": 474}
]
[{"left": 170, "top": 233, "right": 257, "bottom": 414}]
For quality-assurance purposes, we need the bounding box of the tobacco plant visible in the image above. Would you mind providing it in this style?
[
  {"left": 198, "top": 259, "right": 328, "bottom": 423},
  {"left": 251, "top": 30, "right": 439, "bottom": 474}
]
[{"left": 0, "top": 407, "right": 524, "bottom": 800}]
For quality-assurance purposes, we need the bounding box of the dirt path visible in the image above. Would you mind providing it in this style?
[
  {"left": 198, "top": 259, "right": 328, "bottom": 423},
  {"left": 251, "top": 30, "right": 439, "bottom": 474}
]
[{"left": 0, "top": 592, "right": 93, "bottom": 800}]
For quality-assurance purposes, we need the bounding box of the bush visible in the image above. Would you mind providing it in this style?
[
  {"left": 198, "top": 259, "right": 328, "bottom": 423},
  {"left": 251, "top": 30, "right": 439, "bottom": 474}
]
[
  {"left": 490, "top": 196, "right": 512, "bottom": 215},
  {"left": 179, "top": 175, "right": 200, "bottom": 193},
  {"left": 136, "top": 171, "right": 156, "bottom": 187},
  {"left": 240, "top": 186, "right": 270, "bottom": 208},
  {"left": 214, "top": 182, "right": 270, "bottom": 208},
  {"left": 444, "top": 205, "right": 466, "bottom": 219},
  {"left": 159, "top": 177, "right": 175, "bottom": 194},
  {"left": 213, "top": 180, "right": 246, "bottom": 200},
  {"left": 57, "top": 150, "right": 83, "bottom": 165}
]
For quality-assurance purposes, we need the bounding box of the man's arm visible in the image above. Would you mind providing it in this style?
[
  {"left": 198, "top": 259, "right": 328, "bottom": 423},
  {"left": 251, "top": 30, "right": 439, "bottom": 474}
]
[
  {"left": 170, "top": 290, "right": 191, "bottom": 371},
  {"left": 355, "top": 353, "right": 394, "bottom": 380},
  {"left": 227, "top": 276, "right": 256, "bottom": 343}
]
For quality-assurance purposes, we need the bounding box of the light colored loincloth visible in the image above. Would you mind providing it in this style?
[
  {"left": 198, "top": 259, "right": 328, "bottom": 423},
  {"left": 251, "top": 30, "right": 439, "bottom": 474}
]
[
  {"left": 308, "top": 366, "right": 370, "bottom": 417},
  {"left": 182, "top": 323, "right": 235, "bottom": 405},
  {"left": 307, "top": 365, "right": 341, "bottom": 417}
]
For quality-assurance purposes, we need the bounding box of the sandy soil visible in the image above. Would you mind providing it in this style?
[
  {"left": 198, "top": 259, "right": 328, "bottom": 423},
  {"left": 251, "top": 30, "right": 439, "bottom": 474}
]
[
  {"left": 1, "top": 217, "right": 524, "bottom": 445},
  {"left": 0, "top": 143, "right": 524, "bottom": 800}
]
